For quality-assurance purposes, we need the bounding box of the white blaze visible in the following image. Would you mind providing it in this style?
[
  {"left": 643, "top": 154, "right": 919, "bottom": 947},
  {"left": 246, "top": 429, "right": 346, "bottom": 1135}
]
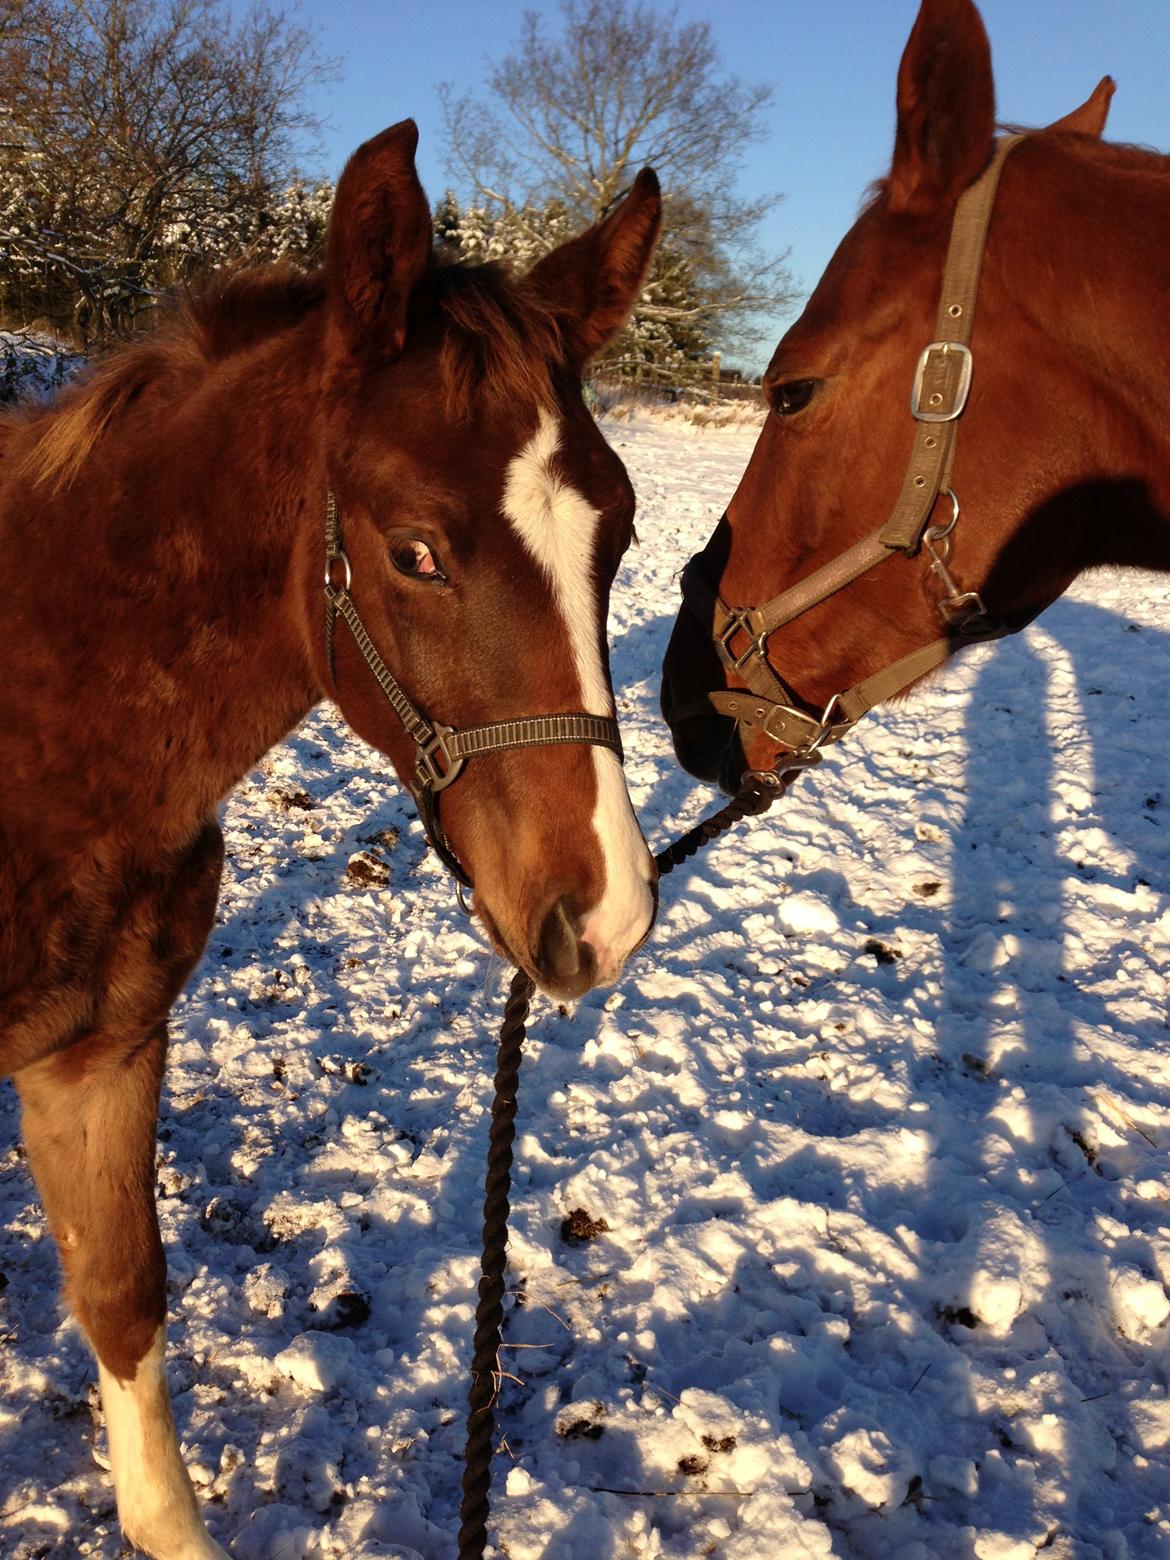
[{"left": 502, "top": 410, "right": 654, "bottom": 973}]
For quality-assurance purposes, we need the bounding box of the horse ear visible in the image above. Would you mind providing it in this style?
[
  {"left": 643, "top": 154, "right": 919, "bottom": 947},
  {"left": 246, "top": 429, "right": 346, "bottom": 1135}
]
[
  {"left": 1047, "top": 76, "right": 1115, "bottom": 138},
  {"left": 888, "top": 0, "right": 996, "bottom": 215},
  {"left": 326, "top": 119, "right": 433, "bottom": 364},
  {"left": 527, "top": 169, "right": 662, "bottom": 365}
]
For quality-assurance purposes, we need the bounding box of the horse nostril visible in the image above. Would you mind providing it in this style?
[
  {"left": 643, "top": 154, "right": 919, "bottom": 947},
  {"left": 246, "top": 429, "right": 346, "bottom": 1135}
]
[{"left": 536, "top": 897, "right": 582, "bottom": 986}]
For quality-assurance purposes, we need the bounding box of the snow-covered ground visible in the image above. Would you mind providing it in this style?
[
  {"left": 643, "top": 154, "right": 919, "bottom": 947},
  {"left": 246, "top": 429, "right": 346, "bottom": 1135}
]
[{"left": 2, "top": 414, "right": 1168, "bottom": 1559}]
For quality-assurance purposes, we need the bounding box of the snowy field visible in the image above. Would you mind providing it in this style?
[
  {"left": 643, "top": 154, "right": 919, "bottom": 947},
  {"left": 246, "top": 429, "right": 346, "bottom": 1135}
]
[{"left": 2, "top": 413, "right": 1169, "bottom": 1559}]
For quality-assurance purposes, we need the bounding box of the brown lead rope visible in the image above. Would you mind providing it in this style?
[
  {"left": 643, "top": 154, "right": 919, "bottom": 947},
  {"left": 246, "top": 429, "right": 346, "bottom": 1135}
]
[{"left": 456, "top": 758, "right": 814, "bottom": 1559}]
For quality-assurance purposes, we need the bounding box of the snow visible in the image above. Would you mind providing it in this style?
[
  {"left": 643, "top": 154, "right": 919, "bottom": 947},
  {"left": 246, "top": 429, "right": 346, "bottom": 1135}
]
[{"left": 2, "top": 410, "right": 1169, "bottom": 1558}]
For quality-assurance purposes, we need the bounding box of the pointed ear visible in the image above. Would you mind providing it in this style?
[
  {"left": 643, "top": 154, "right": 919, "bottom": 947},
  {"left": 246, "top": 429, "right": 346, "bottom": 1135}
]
[
  {"left": 888, "top": 0, "right": 996, "bottom": 215},
  {"left": 325, "top": 119, "right": 433, "bottom": 364},
  {"left": 1047, "top": 76, "right": 1115, "bottom": 138},
  {"left": 527, "top": 169, "right": 662, "bottom": 365}
]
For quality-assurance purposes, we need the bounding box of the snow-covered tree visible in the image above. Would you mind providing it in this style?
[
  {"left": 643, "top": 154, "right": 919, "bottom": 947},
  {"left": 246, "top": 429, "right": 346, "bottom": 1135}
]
[{"left": 0, "top": 0, "right": 332, "bottom": 344}]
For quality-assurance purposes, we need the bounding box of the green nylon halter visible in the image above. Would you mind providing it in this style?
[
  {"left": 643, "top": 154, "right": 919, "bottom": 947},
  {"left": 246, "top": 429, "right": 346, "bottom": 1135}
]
[{"left": 323, "top": 491, "right": 624, "bottom": 888}]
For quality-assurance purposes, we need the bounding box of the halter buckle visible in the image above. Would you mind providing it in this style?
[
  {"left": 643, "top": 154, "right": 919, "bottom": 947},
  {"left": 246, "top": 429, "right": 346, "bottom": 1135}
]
[
  {"left": 717, "top": 607, "right": 767, "bottom": 672},
  {"left": 416, "top": 724, "right": 466, "bottom": 794},
  {"left": 911, "top": 342, "right": 972, "bottom": 422}
]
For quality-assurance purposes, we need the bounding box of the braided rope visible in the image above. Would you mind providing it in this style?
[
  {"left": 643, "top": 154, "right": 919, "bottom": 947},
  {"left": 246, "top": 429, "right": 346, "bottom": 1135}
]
[
  {"left": 456, "top": 761, "right": 816, "bottom": 1557},
  {"left": 457, "top": 966, "right": 534, "bottom": 1560}
]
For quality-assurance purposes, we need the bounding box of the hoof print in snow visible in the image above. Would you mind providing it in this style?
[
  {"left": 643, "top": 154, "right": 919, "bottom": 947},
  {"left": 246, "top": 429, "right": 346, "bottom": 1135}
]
[
  {"left": 864, "top": 938, "right": 902, "bottom": 965},
  {"left": 313, "top": 1289, "right": 372, "bottom": 1330},
  {"left": 200, "top": 1195, "right": 271, "bottom": 1251},
  {"left": 556, "top": 1403, "right": 605, "bottom": 1440},
  {"left": 936, "top": 1303, "right": 979, "bottom": 1329},
  {"left": 358, "top": 825, "right": 400, "bottom": 851},
  {"left": 677, "top": 1454, "right": 708, "bottom": 1476},
  {"left": 560, "top": 1207, "right": 610, "bottom": 1245},
  {"left": 346, "top": 851, "right": 391, "bottom": 888},
  {"left": 961, "top": 1052, "right": 990, "bottom": 1078},
  {"left": 268, "top": 787, "right": 316, "bottom": 811},
  {"left": 701, "top": 1433, "right": 737, "bottom": 1454},
  {"left": 317, "top": 1054, "right": 374, "bottom": 1086},
  {"left": 912, "top": 880, "right": 942, "bottom": 897},
  {"left": 1068, "top": 1127, "right": 1100, "bottom": 1169}
]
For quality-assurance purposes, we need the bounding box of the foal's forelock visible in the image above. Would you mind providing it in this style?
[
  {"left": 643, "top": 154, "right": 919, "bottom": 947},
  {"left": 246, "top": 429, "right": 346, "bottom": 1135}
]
[{"left": 502, "top": 411, "right": 653, "bottom": 966}]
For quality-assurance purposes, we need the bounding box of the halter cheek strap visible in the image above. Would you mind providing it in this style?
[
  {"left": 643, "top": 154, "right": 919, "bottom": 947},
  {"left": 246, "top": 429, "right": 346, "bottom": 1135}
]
[
  {"left": 681, "top": 135, "right": 1024, "bottom": 759},
  {"left": 323, "top": 492, "right": 623, "bottom": 888}
]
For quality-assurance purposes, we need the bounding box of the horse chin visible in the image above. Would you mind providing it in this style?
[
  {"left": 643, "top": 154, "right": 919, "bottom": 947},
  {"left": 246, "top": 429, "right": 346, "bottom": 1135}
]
[{"left": 666, "top": 709, "right": 741, "bottom": 793}]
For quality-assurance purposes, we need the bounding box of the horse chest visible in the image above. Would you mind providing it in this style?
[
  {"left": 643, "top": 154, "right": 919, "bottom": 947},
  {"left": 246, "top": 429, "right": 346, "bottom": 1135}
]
[{"left": 0, "top": 820, "right": 224, "bottom": 1075}]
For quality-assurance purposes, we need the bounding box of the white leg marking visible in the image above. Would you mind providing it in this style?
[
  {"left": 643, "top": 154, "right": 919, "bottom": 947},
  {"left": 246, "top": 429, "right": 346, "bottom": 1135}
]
[
  {"left": 100, "top": 1328, "right": 230, "bottom": 1560},
  {"left": 503, "top": 411, "right": 654, "bottom": 976}
]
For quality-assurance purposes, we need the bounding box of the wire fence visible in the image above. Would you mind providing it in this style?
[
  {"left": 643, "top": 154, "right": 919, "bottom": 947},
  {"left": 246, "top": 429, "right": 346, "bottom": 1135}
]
[{"left": 591, "top": 372, "right": 761, "bottom": 413}]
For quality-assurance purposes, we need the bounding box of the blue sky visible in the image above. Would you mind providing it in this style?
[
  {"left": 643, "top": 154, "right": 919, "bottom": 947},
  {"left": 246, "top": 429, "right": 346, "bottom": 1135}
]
[{"left": 293, "top": 1, "right": 1170, "bottom": 371}]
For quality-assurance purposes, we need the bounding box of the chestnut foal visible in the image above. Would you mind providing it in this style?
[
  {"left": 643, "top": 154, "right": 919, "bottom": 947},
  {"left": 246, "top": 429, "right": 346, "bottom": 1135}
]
[
  {"left": 662, "top": 0, "right": 1170, "bottom": 790},
  {"left": 0, "top": 122, "right": 660, "bottom": 1557}
]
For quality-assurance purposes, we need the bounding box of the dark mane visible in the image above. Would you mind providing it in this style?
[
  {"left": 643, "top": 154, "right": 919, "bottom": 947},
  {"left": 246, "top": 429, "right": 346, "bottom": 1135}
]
[
  {"left": 421, "top": 257, "right": 567, "bottom": 417},
  {"left": 186, "top": 263, "right": 328, "bottom": 361},
  {"left": 5, "top": 252, "right": 565, "bottom": 491}
]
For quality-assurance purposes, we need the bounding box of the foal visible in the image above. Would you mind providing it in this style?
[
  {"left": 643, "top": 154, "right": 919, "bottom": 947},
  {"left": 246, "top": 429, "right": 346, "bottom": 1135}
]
[{"left": 0, "top": 121, "right": 660, "bottom": 1557}]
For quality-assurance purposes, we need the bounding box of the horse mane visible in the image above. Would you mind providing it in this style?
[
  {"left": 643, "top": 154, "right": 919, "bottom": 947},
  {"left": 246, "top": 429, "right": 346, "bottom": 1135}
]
[
  {"left": 860, "top": 123, "right": 1170, "bottom": 227},
  {"left": 423, "top": 259, "right": 566, "bottom": 419},
  {"left": 5, "top": 253, "right": 566, "bottom": 492}
]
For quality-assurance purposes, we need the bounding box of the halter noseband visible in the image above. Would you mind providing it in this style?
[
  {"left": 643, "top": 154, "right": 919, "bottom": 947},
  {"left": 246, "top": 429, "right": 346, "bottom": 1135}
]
[
  {"left": 323, "top": 493, "right": 623, "bottom": 889},
  {"left": 681, "top": 135, "right": 1024, "bottom": 765}
]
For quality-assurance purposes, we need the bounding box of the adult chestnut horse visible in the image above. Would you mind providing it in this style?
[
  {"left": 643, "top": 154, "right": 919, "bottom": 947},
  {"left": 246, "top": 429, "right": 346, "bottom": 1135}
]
[
  {"left": 662, "top": 0, "right": 1170, "bottom": 793},
  {"left": 0, "top": 122, "right": 659, "bottom": 1558}
]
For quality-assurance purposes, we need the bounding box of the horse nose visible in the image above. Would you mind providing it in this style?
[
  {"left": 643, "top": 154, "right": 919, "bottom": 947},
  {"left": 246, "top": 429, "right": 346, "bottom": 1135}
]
[{"left": 533, "top": 896, "right": 597, "bottom": 998}]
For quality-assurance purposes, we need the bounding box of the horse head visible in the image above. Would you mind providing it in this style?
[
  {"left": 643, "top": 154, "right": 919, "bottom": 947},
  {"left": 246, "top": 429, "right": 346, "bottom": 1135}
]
[
  {"left": 318, "top": 122, "right": 662, "bottom": 996},
  {"left": 662, "top": 0, "right": 1170, "bottom": 792}
]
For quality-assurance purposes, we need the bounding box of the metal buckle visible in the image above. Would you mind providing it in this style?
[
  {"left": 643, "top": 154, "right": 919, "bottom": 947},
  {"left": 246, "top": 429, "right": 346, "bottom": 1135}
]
[
  {"left": 807, "top": 691, "right": 852, "bottom": 753},
  {"left": 717, "top": 607, "right": 766, "bottom": 673},
  {"left": 416, "top": 724, "right": 465, "bottom": 793},
  {"left": 910, "top": 341, "right": 972, "bottom": 422},
  {"left": 759, "top": 701, "right": 824, "bottom": 749}
]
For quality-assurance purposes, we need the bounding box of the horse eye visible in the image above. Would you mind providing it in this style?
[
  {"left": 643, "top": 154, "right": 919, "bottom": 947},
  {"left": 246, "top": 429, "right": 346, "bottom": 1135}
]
[
  {"left": 772, "top": 379, "right": 817, "bottom": 416},
  {"left": 389, "top": 538, "right": 445, "bottom": 581}
]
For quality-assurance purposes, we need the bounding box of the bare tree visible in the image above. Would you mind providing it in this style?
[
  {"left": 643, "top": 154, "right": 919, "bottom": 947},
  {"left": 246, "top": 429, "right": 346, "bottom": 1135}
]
[
  {"left": 0, "top": 0, "right": 332, "bottom": 343},
  {"left": 440, "top": 0, "right": 795, "bottom": 374}
]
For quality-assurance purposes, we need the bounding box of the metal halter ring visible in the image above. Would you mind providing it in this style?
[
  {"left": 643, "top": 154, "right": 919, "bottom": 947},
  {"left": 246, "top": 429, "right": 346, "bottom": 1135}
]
[
  {"left": 923, "top": 489, "right": 961, "bottom": 551},
  {"left": 325, "top": 549, "right": 353, "bottom": 592}
]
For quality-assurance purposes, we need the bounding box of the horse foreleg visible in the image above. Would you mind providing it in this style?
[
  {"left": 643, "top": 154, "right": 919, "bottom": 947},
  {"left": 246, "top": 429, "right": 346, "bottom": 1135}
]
[{"left": 15, "top": 1024, "right": 230, "bottom": 1560}]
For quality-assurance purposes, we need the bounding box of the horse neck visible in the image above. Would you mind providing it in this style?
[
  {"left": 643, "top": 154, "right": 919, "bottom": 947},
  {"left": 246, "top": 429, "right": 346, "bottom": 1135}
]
[
  {"left": 7, "top": 318, "right": 327, "bottom": 845},
  {"left": 1001, "top": 141, "right": 1170, "bottom": 566}
]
